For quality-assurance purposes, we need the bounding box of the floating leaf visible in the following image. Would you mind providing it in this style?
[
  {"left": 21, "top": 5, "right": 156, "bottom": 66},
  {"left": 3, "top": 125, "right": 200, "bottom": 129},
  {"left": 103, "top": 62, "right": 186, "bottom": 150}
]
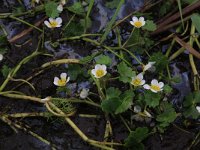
[
  {"left": 115, "top": 90, "right": 134, "bottom": 114},
  {"left": 67, "top": 2, "right": 85, "bottom": 15},
  {"left": 106, "top": 87, "right": 121, "bottom": 99},
  {"left": 95, "top": 54, "right": 112, "bottom": 65},
  {"left": 117, "top": 62, "right": 135, "bottom": 83},
  {"left": 191, "top": 13, "right": 200, "bottom": 34},
  {"left": 45, "top": 1, "right": 60, "bottom": 18},
  {"left": 142, "top": 20, "right": 157, "bottom": 31},
  {"left": 144, "top": 91, "right": 161, "bottom": 108},
  {"left": 101, "top": 97, "right": 121, "bottom": 113},
  {"left": 67, "top": 64, "right": 82, "bottom": 81}
]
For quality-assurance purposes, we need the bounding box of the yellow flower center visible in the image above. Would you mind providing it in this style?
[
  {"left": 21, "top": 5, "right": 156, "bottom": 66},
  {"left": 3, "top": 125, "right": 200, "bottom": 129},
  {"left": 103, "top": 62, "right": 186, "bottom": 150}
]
[
  {"left": 132, "top": 78, "right": 142, "bottom": 86},
  {"left": 150, "top": 85, "right": 160, "bottom": 92},
  {"left": 50, "top": 21, "right": 58, "bottom": 28},
  {"left": 96, "top": 69, "right": 105, "bottom": 78},
  {"left": 134, "top": 21, "right": 142, "bottom": 28},
  {"left": 58, "top": 79, "right": 66, "bottom": 86}
]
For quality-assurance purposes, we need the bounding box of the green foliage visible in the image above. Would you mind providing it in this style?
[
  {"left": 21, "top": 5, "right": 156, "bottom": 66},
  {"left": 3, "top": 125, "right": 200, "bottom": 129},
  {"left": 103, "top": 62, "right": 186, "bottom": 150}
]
[
  {"left": 159, "top": 1, "right": 173, "bottom": 16},
  {"left": 95, "top": 54, "right": 112, "bottom": 65},
  {"left": 183, "top": 92, "right": 200, "bottom": 119},
  {"left": 149, "top": 52, "right": 168, "bottom": 72},
  {"left": 105, "top": 0, "right": 121, "bottom": 9},
  {"left": 67, "top": 2, "right": 85, "bottom": 15},
  {"left": 156, "top": 102, "right": 177, "bottom": 129},
  {"left": 142, "top": 20, "right": 157, "bottom": 31},
  {"left": 52, "top": 98, "right": 75, "bottom": 114},
  {"left": 115, "top": 90, "right": 134, "bottom": 114},
  {"left": 191, "top": 14, "right": 200, "bottom": 34},
  {"left": 183, "top": 0, "right": 198, "bottom": 4},
  {"left": 45, "top": 1, "right": 60, "bottom": 18},
  {"left": 117, "top": 62, "right": 135, "bottom": 83},
  {"left": 67, "top": 64, "right": 83, "bottom": 81},
  {"left": 144, "top": 91, "right": 161, "bottom": 108},
  {"left": 1, "top": 65, "right": 12, "bottom": 78},
  {"left": 80, "top": 17, "right": 92, "bottom": 30},
  {"left": 171, "top": 75, "right": 182, "bottom": 83},
  {"left": 101, "top": 87, "right": 134, "bottom": 114},
  {"left": 163, "top": 85, "right": 173, "bottom": 94},
  {"left": 125, "top": 127, "right": 149, "bottom": 150}
]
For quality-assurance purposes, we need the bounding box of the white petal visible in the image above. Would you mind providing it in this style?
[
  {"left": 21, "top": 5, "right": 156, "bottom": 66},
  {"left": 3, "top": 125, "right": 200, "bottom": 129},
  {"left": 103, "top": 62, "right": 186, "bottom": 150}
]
[
  {"left": 130, "top": 21, "right": 134, "bottom": 26},
  {"left": 140, "top": 80, "right": 145, "bottom": 85},
  {"left": 196, "top": 106, "right": 200, "bottom": 113},
  {"left": 151, "top": 79, "right": 158, "bottom": 85},
  {"left": 49, "top": 18, "right": 54, "bottom": 23},
  {"left": 80, "top": 88, "right": 89, "bottom": 99},
  {"left": 44, "top": 21, "right": 51, "bottom": 28},
  {"left": 56, "top": 17, "right": 62, "bottom": 25},
  {"left": 141, "top": 20, "right": 146, "bottom": 26},
  {"left": 66, "top": 77, "right": 70, "bottom": 83},
  {"left": 149, "top": 62, "right": 156, "bottom": 65},
  {"left": 150, "top": 88, "right": 158, "bottom": 93},
  {"left": 53, "top": 77, "right": 59, "bottom": 86},
  {"left": 158, "top": 82, "right": 164, "bottom": 88},
  {"left": 61, "top": 0, "right": 66, "bottom": 5},
  {"left": 57, "top": 4, "right": 63, "bottom": 12},
  {"left": 132, "top": 16, "right": 138, "bottom": 22},
  {"left": 139, "top": 17, "right": 144, "bottom": 22},
  {"left": 60, "top": 73, "right": 67, "bottom": 80},
  {"left": 137, "top": 73, "right": 143, "bottom": 80},
  {"left": 91, "top": 69, "right": 96, "bottom": 76},
  {"left": 0, "top": 54, "right": 3, "bottom": 61},
  {"left": 134, "top": 105, "right": 141, "bottom": 113},
  {"left": 95, "top": 64, "right": 102, "bottom": 70},
  {"left": 35, "top": 0, "right": 40, "bottom": 3},
  {"left": 143, "top": 84, "right": 150, "bottom": 89},
  {"left": 101, "top": 64, "right": 107, "bottom": 71},
  {"left": 144, "top": 110, "right": 152, "bottom": 118}
]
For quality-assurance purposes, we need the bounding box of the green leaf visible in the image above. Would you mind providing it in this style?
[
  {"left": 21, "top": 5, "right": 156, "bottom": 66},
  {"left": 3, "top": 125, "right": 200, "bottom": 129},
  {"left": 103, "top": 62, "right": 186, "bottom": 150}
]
[
  {"left": 183, "top": 105, "right": 199, "bottom": 119},
  {"left": 163, "top": 85, "right": 173, "bottom": 94},
  {"left": 63, "top": 21, "right": 84, "bottom": 37},
  {"left": 115, "top": 90, "right": 134, "bottom": 114},
  {"left": 183, "top": 0, "right": 198, "bottom": 4},
  {"left": 45, "top": 1, "right": 60, "bottom": 18},
  {"left": 156, "top": 102, "right": 177, "bottom": 124},
  {"left": 80, "top": 17, "right": 92, "bottom": 30},
  {"left": 191, "top": 14, "right": 200, "bottom": 34},
  {"left": 106, "top": 87, "right": 121, "bottom": 99},
  {"left": 117, "top": 62, "right": 135, "bottom": 83},
  {"left": 125, "top": 127, "right": 149, "bottom": 150},
  {"left": 1, "top": 65, "right": 12, "bottom": 78},
  {"left": 105, "top": 0, "right": 121, "bottom": 9},
  {"left": 67, "top": 2, "right": 85, "bottom": 15},
  {"left": 142, "top": 20, "right": 157, "bottom": 31},
  {"left": 171, "top": 75, "right": 182, "bottom": 83},
  {"left": 67, "top": 64, "right": 82, "bottom": 81},
  {"left": 149, "top": 52, "right": 168, "bottom": 72},
  {"left": 144, "top": 91, "right": 161, "bottom": 108},
  {"left": 95, "top": 54, "right": 112, "bottom": 65},
  {"left": 101, "top": 97, "right": 121, "bottom": 113}
]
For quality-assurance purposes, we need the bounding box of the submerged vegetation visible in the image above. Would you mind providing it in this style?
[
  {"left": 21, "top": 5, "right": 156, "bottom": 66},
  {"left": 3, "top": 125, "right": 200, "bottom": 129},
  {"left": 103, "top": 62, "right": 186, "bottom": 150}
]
[{"left": 0, "top": 0, "right": 200, "bottom": 149}]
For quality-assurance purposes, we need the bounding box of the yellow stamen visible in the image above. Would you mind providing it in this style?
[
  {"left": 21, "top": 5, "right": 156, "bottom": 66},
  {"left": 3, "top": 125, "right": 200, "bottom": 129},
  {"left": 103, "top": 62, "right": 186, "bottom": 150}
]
[
  {"left": 134, "top": 21, "right": 142, "bottom": 28},
  {"left": 132, "top": 78, "right": 142, "bottom": 86},
  {"left": 50, "top": 21, "right": 58, "bottom": 28},
  {"left": 96, "top": 69, "right": 105, "bottom": 78},
  {"left": 150, "top": 85, "right": 160, "bottom": 91},
  {"left": 58, "top": 79, "right": 66, "bottom": 86}
]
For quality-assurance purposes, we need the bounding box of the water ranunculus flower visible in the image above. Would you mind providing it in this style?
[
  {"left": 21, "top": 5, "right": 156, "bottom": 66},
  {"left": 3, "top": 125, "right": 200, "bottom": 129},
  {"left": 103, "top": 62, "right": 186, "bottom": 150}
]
[
  {"left": 130, "top": 16, "right": 145, "bottom": 28},
  {"left": 143, "top": 61, "right": 156, "bottom": 72},
  {"left": 196, "top": 106, "right": 200, "bottom": 113},
  {"left": 53, "top": 73, "right": 70, "bottom": 86},
  {"left": 44, "top": 17, "right": 62, "bottom": 28},
  {"left": 134, "top": 105, "right": 142, "bottom": 113},
  {"left": 131, "top": 73, "right": 145, "bottom": 86},
  {"left": 143, "top": 79, "right": 164, "bottom": 93},
  {"left": 91, "top": 64, "right": 107, "bottom": 79},
  {"left": 34, "top": 0, "right": 40, "bottom": 3},
  {"left": 57, "top": 4, "right": 64, "bottom": 12},
  {"left": 80, "top": 88, "right": 89, "bottom": 99}
]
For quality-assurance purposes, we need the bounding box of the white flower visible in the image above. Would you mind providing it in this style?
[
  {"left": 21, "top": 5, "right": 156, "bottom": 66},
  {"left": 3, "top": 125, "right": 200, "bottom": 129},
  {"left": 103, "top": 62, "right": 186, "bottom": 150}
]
[
  {"left": 91, "top": 64, "right": 107, "bottom": 78},
  {"left": 41, "top": 96, "right": 51, "bottom": 102},
  {"left": 196, "top": 106, "right": 200, "bottom": 113},
  {"left": 130, "top": 16, "right": 145, "bottom": 28},
  {"left": 143, "top": 62, "right": 156, "bottom": 72},
  {"left": 33, "top": 0, "right": 40, "bottom": 3},
  {"left": 134, "top": 105, "right": 141, "bottom": 113},
  {"left": 80, "top": 88, "right": 89, "bottom": 99},
  {"left": 0, "top": 54, "right": 3, "bottom": 61},
  {"left": 44, "top": 17, "right": 62, "bottom": 28},
  {"left": 143, "top": 79, "right": 164, "bottom": 93},
  {"left": 144, "top": 110, "right": 152, "bottom": 118},
  {"left": 131, "top": 73, "right": 145, "bottom": 86},
  {"left": 57, "top": 4, "right": 64, "bottom": 12},
  {"left": 61, "top": 0, "right": 66, "bottom": 5},
  {"left": 53, "top": 73, "right": 70, "bottom": 86}
]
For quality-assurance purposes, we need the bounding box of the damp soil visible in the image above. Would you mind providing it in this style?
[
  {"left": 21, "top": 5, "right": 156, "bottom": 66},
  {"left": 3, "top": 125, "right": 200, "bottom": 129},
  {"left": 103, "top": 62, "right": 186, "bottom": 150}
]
[{"left": 0, "top": 0, "right": 199, "bottom": 150}]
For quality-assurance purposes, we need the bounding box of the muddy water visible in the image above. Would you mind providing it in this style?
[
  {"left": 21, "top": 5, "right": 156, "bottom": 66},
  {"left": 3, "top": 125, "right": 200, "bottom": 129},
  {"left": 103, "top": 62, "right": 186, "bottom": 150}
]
[{"left": 0, "top": 0, "right": 199, "bottom": 150}]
